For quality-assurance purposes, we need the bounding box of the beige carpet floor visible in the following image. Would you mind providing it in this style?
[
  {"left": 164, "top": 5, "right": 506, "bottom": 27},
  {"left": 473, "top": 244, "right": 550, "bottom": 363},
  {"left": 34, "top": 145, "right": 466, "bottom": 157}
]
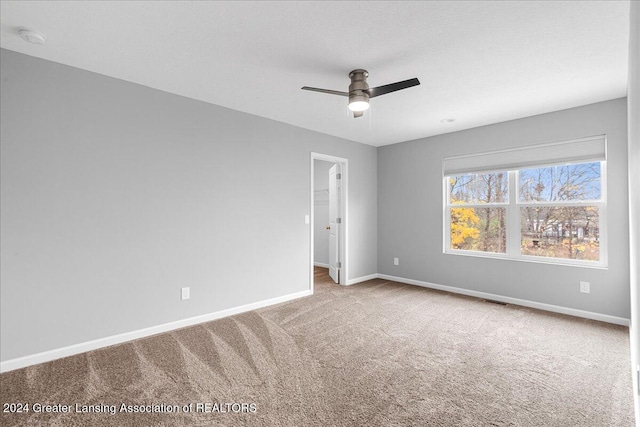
[{"left": 0, "top": 267, "right": 634, "bottom": 426}]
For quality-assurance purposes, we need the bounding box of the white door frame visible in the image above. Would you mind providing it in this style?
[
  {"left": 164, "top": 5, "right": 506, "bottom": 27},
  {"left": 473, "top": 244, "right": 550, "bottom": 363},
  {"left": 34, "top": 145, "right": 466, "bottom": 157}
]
[{"left": 310, "top": 152, "right": 348, "bottom": 292}]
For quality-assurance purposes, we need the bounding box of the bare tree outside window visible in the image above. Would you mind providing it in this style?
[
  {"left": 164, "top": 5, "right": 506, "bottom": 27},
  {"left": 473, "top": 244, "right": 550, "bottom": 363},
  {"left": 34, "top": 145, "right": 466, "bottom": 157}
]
[
  {"left": 449, "top": 172, "right": 507, "bottom": 253},
  {"left": 519, "top": 162, "right": 601, "bottom": 261}
]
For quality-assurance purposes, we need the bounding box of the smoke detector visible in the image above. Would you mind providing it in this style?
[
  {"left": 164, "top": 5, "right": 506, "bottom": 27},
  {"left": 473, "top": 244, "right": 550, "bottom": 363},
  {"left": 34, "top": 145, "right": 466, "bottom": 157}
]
[{"left": 19, "top": 29, "right": 46, "bottom": 45}]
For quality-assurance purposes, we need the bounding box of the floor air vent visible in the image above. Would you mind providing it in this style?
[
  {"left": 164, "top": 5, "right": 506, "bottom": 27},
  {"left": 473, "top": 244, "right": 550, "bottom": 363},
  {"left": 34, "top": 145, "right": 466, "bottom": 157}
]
[{"left": 484, "top": 299, "right": 508, "bottom": 305}]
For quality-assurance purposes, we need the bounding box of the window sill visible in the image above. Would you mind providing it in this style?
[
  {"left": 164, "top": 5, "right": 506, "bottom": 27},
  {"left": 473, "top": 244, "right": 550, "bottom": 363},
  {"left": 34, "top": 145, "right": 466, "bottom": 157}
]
[{"left": 443, "top": 249, "right": 608, "bottom": 270}]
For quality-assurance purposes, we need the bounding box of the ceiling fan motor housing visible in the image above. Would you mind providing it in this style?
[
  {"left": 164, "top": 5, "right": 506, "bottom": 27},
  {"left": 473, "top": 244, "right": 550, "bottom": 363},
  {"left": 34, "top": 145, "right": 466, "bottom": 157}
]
[{"left": 348, "top": 69, "right": 370, "bottom": 108}]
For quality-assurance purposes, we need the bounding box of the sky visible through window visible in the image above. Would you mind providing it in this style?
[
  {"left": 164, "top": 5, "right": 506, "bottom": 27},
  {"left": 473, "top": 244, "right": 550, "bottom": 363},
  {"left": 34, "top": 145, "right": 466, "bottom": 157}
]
[{"left": 519, "top": 162, "right": 601, "bottom": 202}]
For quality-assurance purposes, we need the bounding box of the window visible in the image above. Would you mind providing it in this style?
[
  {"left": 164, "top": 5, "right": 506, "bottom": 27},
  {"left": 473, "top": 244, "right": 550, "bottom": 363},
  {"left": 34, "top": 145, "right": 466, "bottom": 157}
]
[{"left": 443, "top": 136, "right": 606, "bottom": 267}]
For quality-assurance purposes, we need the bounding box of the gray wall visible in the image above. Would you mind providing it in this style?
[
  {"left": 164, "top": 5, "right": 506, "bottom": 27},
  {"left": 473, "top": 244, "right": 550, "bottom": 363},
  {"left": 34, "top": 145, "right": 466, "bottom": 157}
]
[
  {"left": 0, "top": 49, "right": 378, "bottom": 362},
  {"left": 627, "top": 0, "right": 640, "bottom": 413},
  {"left": 313, "top": 160, "right": 333, "bottom": 266},
  {"left": 378, "top": 98, "right": 630, "bottom": 318}
]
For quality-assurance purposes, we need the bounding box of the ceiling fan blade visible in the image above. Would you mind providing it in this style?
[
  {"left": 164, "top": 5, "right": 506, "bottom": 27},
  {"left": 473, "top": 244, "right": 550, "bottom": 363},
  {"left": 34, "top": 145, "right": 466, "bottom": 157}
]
[
  {"left": 366, "top": 78, "right": 420, "bottom": 98},
  {"left": 301, "top": 86, "right": 349, "bottom": 97}
]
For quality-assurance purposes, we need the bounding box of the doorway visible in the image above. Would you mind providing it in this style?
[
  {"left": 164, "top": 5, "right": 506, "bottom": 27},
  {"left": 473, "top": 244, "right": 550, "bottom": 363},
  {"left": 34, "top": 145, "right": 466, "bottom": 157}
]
[{"left": 310, "top": 153, "right": 348, "bottom": 292}]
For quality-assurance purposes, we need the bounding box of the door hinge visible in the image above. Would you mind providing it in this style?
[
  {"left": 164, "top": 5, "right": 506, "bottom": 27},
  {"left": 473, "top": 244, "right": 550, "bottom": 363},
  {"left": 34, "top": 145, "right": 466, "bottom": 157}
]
[
  {"left": 336, "top": 173, "right": 341, "bottom": 179},
  {"left": 336, "top": 218, "right": 342, "bottom": 224},
  {"left": 337, "top": 262, "right": 342, "bottom": 269}
]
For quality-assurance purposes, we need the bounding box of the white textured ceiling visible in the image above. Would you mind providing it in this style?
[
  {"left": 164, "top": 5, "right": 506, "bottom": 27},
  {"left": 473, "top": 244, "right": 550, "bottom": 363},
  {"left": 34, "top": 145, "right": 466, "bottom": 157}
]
[{"left": 0, "top": 1, "right": 630, "bottom": 146}]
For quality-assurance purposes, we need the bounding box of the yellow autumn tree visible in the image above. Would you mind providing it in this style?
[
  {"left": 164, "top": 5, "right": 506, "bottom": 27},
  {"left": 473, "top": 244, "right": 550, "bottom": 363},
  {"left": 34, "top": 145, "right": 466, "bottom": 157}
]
[{"left": 450, "top": 205, "right": 480, "bottom": 249}]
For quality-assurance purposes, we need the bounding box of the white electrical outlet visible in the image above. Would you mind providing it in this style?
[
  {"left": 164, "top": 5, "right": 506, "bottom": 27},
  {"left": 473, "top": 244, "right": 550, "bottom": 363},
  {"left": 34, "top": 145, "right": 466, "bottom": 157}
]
[
  {"left": 181, "top": 287, "right": 190, "bottom": 300},
  {"left": 393, "top": 257, "right": 399, "bottom": 266},
  {"left": 579, "top": 281, "right": 590, "bottom": 294}
]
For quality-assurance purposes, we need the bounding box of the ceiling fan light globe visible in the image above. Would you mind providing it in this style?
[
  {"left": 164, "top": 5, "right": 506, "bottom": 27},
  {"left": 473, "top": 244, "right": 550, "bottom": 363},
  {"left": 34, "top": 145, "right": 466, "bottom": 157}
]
[{"left": 348, "top": 101, "right": 370, "bottom": 112}]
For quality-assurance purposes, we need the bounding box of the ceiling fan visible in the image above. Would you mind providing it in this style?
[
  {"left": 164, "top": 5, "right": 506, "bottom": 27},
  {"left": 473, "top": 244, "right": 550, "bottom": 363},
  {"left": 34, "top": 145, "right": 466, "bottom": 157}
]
[{"left": 302, "top": 69, "right": 420, "bottom": 118}]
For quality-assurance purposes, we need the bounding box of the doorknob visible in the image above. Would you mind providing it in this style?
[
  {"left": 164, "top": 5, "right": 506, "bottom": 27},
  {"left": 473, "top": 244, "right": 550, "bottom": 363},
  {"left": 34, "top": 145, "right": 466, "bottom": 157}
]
[{"left": 326, "top": 226, "right": 331, "bottom": 230}]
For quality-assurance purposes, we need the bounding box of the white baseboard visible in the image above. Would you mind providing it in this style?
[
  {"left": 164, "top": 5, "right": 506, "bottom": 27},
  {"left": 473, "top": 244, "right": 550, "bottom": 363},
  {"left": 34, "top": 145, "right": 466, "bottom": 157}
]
[
  {"left": 314, "top": 262, "right": 330, "bottom": 268},
  {"left": 346, "top": 273, "right": 379, "bottom": 286},
  {"left": 0, "top": 289, "right": 312, "bottom": 373},
  {"left": 378, "top": 274, "right": 630, "bottom": 326}
]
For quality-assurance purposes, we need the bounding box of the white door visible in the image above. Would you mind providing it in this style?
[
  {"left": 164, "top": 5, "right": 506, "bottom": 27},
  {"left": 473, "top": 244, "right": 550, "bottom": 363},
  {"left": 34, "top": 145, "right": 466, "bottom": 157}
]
[{"left": 328, "top": 164, "right": 341, "bottom": 283}]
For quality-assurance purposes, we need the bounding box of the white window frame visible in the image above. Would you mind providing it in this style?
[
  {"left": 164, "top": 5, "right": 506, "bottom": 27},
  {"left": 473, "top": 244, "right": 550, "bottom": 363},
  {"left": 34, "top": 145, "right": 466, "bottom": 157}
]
[{"left": 443, "top": 141, "right": 607, "bottom": 269}]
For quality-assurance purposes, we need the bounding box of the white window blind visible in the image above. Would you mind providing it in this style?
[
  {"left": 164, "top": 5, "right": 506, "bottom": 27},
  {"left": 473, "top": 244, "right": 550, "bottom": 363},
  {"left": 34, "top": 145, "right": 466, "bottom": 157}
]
[{"left": 443, "top": 135, "right": 606, "bottom": 176}]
